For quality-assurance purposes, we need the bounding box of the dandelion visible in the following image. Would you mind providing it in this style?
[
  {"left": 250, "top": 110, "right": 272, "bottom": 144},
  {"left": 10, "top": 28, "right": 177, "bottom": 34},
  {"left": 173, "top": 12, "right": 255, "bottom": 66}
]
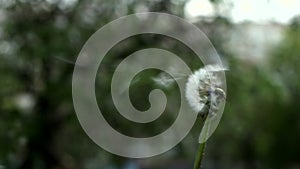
[
  {"left": 185, "top": 64, "right": 226, "bottom": 117},
  {"left": 185, "top": 64, "right": 227, "bottom": 169}
]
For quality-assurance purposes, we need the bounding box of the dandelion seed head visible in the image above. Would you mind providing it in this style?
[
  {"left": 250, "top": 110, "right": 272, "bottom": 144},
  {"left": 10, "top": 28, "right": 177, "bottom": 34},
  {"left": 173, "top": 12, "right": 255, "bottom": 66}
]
[{"left": 185, "top": 64, "right": 226, "bottom": 115}]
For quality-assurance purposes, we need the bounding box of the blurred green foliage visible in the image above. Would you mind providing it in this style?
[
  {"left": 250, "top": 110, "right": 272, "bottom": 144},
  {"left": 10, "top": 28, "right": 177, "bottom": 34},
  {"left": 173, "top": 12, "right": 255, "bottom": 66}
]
[{"left": 0, "top": 1, "right": 299, "bottom": 169}]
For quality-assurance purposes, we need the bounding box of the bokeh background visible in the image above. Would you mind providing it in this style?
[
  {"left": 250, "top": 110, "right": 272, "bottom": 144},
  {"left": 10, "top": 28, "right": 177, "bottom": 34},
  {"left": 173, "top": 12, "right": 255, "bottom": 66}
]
[{"left": 0, "top": 0, "right": 300, "bottom": 169}]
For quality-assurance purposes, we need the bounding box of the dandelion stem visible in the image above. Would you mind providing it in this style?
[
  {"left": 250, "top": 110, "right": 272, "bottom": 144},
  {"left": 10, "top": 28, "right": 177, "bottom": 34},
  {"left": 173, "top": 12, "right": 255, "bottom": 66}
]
[
  {"left": 193, "top": 113, "right": 209, "bottom": 169},
  {"left": 193, "top": 141, "right": 207, "bottom": 169}
]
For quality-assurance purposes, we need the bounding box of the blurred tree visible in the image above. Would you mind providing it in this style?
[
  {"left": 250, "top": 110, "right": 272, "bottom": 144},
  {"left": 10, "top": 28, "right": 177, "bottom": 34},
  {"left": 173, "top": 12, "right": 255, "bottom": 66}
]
[
  {"left": 263, "top": 18, "right": 300, "bottom": 169},
  {"left": 0, "top": 0, "right": 189, "bottom": 169},
  {"left": 194, "top": 14, "right": 300, "bottom": 169},
  {"left": 1, "top": 0, "right": 300, "bottom": 169}
]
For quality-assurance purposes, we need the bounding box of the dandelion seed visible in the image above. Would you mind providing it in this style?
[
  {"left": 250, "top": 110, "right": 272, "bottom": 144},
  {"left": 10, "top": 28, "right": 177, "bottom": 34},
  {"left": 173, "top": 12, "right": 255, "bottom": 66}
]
[
  {"left": 152, "top": 67, "right": 189, "bottom": 88},
  {"left": 152, "top": 72, "right": 175, "bottom": 88}
]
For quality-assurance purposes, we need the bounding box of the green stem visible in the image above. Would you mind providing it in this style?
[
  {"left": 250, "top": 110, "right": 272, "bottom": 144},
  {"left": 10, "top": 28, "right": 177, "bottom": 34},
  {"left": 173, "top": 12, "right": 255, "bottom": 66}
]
[
  {"left": 193, "top": 112, "right": 209, "bottom": 169},
  {"left": 193, "top": 141, "right": 207, "bottom": 169}
]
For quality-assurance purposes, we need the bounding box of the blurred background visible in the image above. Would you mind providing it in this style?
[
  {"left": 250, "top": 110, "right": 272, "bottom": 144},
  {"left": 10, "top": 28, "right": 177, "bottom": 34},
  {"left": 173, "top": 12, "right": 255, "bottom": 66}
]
[{"left": 0, "top": 0, "right": 300, "bottom": 169}]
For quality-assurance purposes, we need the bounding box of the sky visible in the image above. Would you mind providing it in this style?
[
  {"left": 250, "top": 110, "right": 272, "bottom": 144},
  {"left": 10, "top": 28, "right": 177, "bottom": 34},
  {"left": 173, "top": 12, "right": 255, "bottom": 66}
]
[{"left": 184, "top": 0, "right": 300, "bottom": 24}]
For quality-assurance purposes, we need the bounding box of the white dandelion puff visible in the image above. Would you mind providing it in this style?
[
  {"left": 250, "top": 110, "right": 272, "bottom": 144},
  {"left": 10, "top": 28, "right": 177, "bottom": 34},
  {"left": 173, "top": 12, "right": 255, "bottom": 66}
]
[{"left": 185, "top": 64, "right": 226, "bottom": 116}]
